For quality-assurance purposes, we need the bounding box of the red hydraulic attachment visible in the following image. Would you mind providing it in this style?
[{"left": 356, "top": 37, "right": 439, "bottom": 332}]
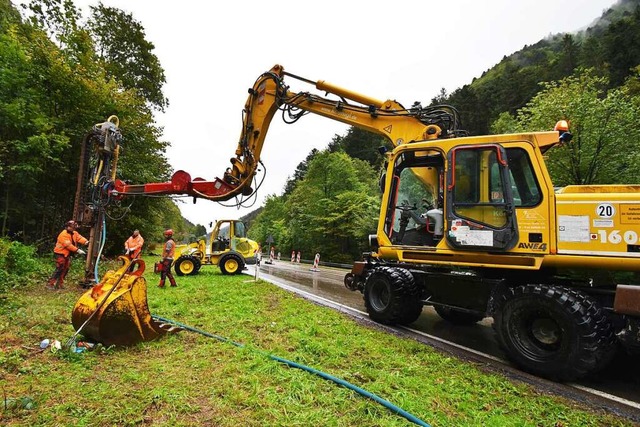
[{"left": 111, "top": 170, "right": 251, "bottom": 200}]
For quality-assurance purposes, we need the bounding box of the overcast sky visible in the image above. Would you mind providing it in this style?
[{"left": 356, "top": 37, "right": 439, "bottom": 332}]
[{"left": 67, "top": 0, "right": 617, "bottom": 229}]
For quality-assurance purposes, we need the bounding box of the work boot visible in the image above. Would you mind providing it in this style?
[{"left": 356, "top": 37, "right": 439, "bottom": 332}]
[
  {"left": 169, "top": 278, "right": 177, "bottom": 287},
  {"left": 46, "top": 282, "right": 56, "bottom": 290},
  {"left": 158, "top": 281, "right": 165, "bottom": 288}
]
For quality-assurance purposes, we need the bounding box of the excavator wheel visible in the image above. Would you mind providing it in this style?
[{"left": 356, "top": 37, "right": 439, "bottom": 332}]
[
  {"left": 174, "top": 255, "right": 201, "bottom": 276},
  {"left": 364, "top": 266, "right": 422, "bottom": 325},
  {"left": 493, "top": 284, "right": 617, "bottom": 381},
  {"left": 220, "top": 253, "right": 244, "bottom": 275}
]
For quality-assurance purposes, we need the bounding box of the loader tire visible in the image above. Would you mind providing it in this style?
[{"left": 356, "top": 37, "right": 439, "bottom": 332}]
[
  {"left": 494, "top": 284, "right": 617, "bottom": 381},
  {"left": 220, "top": 254, "right": 244, "bottom": 275},
  {"left": 174, "top": 256, "right": 201, "bottom": 276},
  {"left": 364, "top": 266, "right": 422, "bottom": 325},
  {"left": 435, "top": 306, "right": 485, "bottom": 325}
]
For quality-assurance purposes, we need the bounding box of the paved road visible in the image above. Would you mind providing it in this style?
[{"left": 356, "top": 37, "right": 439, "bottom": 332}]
[{"left": 250, "top": 260, "right": 640, "bottom": 413}]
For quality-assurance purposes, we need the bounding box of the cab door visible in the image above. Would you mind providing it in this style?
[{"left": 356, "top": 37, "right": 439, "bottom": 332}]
[{"left": 445, "top": 144, "right": 518, "bottom": 251}]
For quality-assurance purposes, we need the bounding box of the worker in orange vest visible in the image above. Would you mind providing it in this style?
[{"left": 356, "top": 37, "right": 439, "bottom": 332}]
[
  {"left": 158, "top": 229, "right": 177, "bottom": 287},
  {"left": 47, "top": 220, "right": 89, "bottom": 290},
  {"left": 124, "top": 229, "right": 144, "bottom": 259}
]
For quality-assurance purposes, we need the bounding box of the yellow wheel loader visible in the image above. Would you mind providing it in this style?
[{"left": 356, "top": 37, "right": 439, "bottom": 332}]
[{"left": 173, "top": 219, "right": 259, "bottom": 276}]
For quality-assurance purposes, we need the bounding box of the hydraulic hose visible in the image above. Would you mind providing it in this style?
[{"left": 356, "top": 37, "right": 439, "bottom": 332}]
[
  {"left": 94, "top": 215, "right": 107, "bottom": 282},
  {"left": 152, "top": 315, "right": 431, "bottom": 427}
]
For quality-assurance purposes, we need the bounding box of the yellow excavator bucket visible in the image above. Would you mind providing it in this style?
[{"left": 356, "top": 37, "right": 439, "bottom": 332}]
[{"left": 71, "top": 257, "right": 169, "bottom": 346}]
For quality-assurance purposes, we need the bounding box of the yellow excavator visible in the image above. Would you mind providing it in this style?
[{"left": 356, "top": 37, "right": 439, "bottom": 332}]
[{"left": 74, "top": 65, "right": 640, "bottom": 381}]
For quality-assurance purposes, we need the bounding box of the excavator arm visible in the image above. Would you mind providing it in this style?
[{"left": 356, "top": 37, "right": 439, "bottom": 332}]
[
  {"left": 75, "top": 65, "right": 467, "bottom": 284},
  {"left": 111, "top": 64, "right": 465, "bottom": 202}
]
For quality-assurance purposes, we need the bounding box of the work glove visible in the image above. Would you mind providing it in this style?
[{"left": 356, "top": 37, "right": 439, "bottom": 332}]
[{"left": 77, "top": 249, "right": 87, "bottom": 256}]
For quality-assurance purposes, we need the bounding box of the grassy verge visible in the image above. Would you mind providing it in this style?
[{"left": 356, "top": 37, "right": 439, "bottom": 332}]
[{"left": 0, "top": 256, "right": 634, "bottom": 426}]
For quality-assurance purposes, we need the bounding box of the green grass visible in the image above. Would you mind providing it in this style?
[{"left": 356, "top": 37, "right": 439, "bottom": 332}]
[{"left": 0, "top": 256, "right": 635, "bottom": 426}]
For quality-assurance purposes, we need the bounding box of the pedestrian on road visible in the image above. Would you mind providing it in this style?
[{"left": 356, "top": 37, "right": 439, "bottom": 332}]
[
  {"left": 124, "top": 229, "right": 144, "bottom": 259},
  {"left": 47, "top": 220, "right": 89, "bottom": 290},
  {"left": 158, "top": 229, "right": 177, "bottom": 287}
]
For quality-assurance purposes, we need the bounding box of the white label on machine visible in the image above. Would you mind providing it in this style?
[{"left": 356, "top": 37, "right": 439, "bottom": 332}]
[
  {"left": 452, "top": 228, "right": 494, "bottom": 246},
  {"left": 558, "top": 215, "right": 590, "bottom": 242},
  {"left": 593, "top": 219, "right": 614, "bottom": 228}
]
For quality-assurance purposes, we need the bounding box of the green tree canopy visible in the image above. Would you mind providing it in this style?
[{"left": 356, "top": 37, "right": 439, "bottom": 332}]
[
  {"left": 0, "top": 0, "right": 177, "bottom": 254},
  {"left": 328, "top": 127, "right": 390, "bottom": 168},
  {"left": 250, "top": 150, "right": 380, "bottom": 263},
  {"left": 491, "top": 69, "right": 640, "bottom": 186},
  {"left": 439, "top": 2, "right": 640, "bottom": 136}
]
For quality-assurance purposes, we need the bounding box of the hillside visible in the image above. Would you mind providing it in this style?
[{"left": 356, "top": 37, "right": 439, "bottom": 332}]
[{"left": 441, "top": 0, "right": 640, "bottom": 135}]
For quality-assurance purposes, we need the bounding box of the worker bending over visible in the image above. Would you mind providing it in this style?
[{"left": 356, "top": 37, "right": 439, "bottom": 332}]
[
  {"left": 124, "top": 229, "right": 144, "bottom": 259},
  {"left": 47, "top": 220, "right": 89, "bottom": 290}
]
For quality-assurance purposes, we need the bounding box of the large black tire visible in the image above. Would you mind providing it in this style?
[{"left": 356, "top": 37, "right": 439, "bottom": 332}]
[
  {"left": 220, "top": 253, "right": 244, "bottom": 275},
  {"left": 174, "top": 255, "right": 201, "bottom": 276},
  {"left": 393, "top": 267, "right": 423, "bottom": 325},
  {"left": 434, "top": 306, "right": 485, "bottom": 325},
  {"left": 494, "top": 284, "right": 617, "bottom": 381},
  {"left": 364, "top": 266, "right": 422, "bottom": 325}
]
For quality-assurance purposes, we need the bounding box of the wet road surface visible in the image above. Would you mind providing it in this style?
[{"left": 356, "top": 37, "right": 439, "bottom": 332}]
[{"left": 249, "top": 260, "right": 640, "bottom": 414}]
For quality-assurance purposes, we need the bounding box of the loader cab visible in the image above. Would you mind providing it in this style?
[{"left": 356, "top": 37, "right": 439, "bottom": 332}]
[
  {"left": 211, "top": 220, "right": 246, "bottom": 253},
  {"left": 210, "top": 219, "right": 256, "bottom": 257}
]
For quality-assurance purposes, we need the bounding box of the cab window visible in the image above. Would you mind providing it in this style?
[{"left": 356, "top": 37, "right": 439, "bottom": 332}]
[
  {"left": 234, "top": 221, "right": 246, "bottom": 238},
  {"left": 489, "top": 148, "right": 541, "bottom": 207},
  {"left": 452, "top": 147, "right": 507, "bottom": 228}
]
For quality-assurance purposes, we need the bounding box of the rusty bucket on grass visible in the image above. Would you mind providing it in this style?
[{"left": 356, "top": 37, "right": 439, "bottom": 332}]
[{"left": 71, "top": 257, "right": 168, "bottom": 346}]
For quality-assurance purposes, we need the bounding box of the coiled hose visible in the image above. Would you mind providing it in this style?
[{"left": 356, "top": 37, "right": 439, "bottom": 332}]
[{"left": 152, "top": 315, "right": 431, "bottom": 427}]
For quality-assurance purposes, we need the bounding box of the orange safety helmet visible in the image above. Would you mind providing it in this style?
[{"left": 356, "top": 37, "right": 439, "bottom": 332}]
[
  {"left": 554, "top": 120, "right": 569, "bottom": 132},
  {"left": 164, "top": 229, "right": 174, "bottom": 237}
]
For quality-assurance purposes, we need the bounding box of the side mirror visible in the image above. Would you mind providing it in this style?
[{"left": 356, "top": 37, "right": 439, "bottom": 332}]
[{"left": 379, "top": 173, "right": 386, "bottom": 193}]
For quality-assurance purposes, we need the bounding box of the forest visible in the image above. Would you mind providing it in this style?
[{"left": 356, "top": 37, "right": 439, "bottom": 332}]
[
  {"left": 0, "top": 0, "right": 199, "bottom": 255},
  {"left": 2, "top": 0, "right": 640, "bottom": 264}
]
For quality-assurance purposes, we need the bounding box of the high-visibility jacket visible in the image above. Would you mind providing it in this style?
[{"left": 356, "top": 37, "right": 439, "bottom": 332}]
[
  {"left": 125, "top": 234, "right": 144, "bottom": 257},
  {"left": 53, "top": 230, "right": 88, "bottom": 258},
  {"left": 162, "top": 238, "right": 176, "bottom": 259}
]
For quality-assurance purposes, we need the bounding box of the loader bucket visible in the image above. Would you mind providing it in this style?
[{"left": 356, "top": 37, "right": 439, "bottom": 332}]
[{"left": 71, "top": 257, "right": 167, "bottom": 346}]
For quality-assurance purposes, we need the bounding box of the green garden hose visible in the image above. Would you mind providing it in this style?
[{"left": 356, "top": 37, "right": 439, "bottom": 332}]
[{"left": 152, "top": 315, "right": 431, "bottom": 427}]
